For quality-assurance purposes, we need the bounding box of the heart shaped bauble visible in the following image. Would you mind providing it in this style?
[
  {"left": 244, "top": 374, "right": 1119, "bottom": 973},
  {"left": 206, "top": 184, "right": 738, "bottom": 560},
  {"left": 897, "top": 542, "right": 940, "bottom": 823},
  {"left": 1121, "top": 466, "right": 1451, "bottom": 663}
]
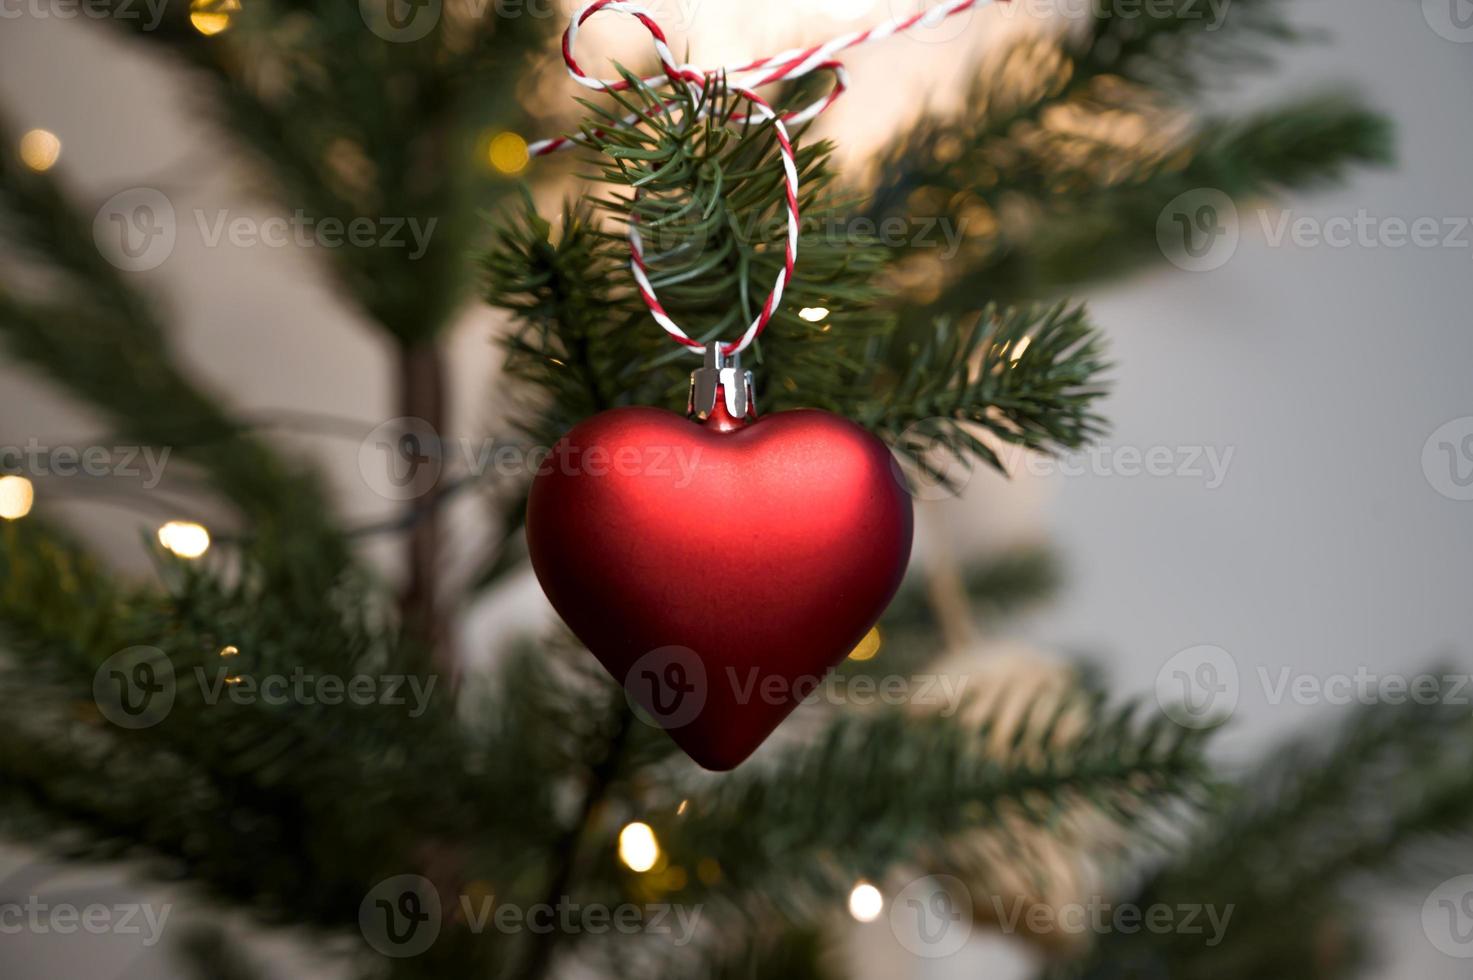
[{"left": 526, "top": 398, "right": 914, "bottom": 770}]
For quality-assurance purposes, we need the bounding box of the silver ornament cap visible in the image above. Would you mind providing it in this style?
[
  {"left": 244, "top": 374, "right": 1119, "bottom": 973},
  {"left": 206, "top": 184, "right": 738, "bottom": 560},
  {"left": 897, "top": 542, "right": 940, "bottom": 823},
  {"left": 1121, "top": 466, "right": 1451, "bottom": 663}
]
[{"left": 688, "top": 346, "right": 755, "bottom": 420}]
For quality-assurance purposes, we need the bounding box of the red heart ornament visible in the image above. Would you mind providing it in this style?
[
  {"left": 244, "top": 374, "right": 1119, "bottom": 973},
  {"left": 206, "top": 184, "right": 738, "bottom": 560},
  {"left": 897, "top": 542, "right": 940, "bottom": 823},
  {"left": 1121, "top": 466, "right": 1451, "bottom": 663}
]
[{"left": 526, "top": 402, "right": 914, "bottom": 770}]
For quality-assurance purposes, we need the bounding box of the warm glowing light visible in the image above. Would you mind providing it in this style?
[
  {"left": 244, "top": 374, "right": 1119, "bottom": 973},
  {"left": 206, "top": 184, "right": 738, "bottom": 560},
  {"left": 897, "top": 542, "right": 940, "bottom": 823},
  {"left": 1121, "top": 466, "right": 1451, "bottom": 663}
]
[
  {"left": 219, "top": 645, "right": 240, "bottom": 657},
  {"left": 0, "top": 476, "right": 35, "bottom": 520},
  {"left": 189, "top": 0, "right": 240, "bottom": 36},
  {"left": 158, "top": 520, "right": 211, "bottom": 559},
  {"left": 618, "top": 821, "right": 660, "bottom": 873},
  {"left": 19, "top": 130, "right": 61, "bottom": 172},
  {"left": 848, "top": 881, "right": 883, "bottom": 922},
  {"left": 488, "top": 132, "right": 530, "bottom": 176},
  {"left": 799, "top": 306, "right": 830, "bottom": 323},
  {"left": 1010, "top": 336, "right": 1032, "bottom": 362},
  {"left": 676, "top": 799, "right": 689, "bottom": 816},
  {"left": 848, "top": 627, "right": 881, "bottom": 662}
]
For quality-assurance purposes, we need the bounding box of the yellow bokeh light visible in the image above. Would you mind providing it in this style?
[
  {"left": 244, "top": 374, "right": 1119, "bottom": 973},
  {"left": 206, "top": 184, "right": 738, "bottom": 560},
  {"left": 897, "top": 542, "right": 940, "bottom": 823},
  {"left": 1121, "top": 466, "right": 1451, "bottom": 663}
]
[
  {"left": 848, "top": 881, "right": 883, "bottom": 922},
  {"left": 189, "top": 0, "right": 240, "bottom": 36},
  {"left": 0, "top": 476, "right": 35, "bottom": 520},
  {"left": 19, "top": 129, "right": 61, "bottom": 173},
  {"left": 618, "top": 821, "right": 660, "bottom": 873},
  {"left": 158, "top": 520, "right": 211, "bottom": 559},
  {"left": 1009, "top": 336, "right": 1032, "bottom": 363},
  {"left": 799, "top": 306, "right": 830, "bottom": 323},
  {"left": 848, "top": 627, "right": 881, "bottom": 662},
  {"left": 219, "top": 645, "right": 240, "bottom": 657},
  {"left": 487, "top": 132, "right": 530, "bottom": 176}
]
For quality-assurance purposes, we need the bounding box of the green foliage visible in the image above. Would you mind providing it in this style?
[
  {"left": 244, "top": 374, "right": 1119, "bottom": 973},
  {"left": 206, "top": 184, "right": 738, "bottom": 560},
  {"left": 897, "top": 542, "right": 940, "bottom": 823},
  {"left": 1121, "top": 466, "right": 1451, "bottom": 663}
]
[
  {"left": 869, "top": 303, "right": 1109, "bottom": 487},
  {"left": 863, "top": 4, "right": 1393, "bottom": 317},
  {"left": 484, "top": 72, "right": 1110, "bottom": 483},
  {"left": 1038, "top": 686, "right": 1473, "bottom": 980},
  {"left": 483, "top": 72, "right": 900, "bottom": 437},
  {"left": 94, "top": 0, "right": 552, "bottom": 342},
  {"left": 659, "top": 698, "right": 1211, "bottom": 913},
  {"left": 0, "top": 1, "right": 1421, "bottom": 979}
]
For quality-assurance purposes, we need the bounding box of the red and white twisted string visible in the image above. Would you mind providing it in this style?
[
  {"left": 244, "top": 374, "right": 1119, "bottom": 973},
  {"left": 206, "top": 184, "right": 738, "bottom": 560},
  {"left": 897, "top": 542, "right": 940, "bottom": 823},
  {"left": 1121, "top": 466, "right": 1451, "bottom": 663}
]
[{"left": 531, "top": 0, "right": 993, "bottom": 356}]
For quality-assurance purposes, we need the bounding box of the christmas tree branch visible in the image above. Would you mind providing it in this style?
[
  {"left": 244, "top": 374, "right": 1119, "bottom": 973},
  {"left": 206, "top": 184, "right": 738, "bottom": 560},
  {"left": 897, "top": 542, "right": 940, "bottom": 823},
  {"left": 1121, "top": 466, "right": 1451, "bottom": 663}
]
[
  {"left": 650, "top": 698, "right": 1211, "bottom": 923},
  {"left": 862, "top": 5, "right": 1392, "bottom": 315},
  {"left": 1043, "top": 685, "right": 1473, "bottom": 980},
  {"left": 865, "top": 303, "right": 1109, "bottom": 485}
]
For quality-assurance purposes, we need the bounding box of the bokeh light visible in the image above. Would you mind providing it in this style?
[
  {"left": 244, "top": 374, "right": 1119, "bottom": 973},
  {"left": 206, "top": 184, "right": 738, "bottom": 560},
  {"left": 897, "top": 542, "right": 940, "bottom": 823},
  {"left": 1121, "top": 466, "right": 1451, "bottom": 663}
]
[
  {"left": 19, "top": 130, "right": 61, "bottom": 172},
  {"left": 618, "top": 821, "right": 660, "bottom": 872},
  {"left": 158, "top": 520, "right": 211, "bottom": 559},
  {"left": 488, "top": 132, "right": 530, "bottom": 176},
  {"left": 0, "top": 476, "right": 35, "bottom": 520},
  {"left": 189, "top": 0, "right": 240, "bottom": 36},
  {"left": 848, "top": 881, "right": 883, "bottom": 922}
]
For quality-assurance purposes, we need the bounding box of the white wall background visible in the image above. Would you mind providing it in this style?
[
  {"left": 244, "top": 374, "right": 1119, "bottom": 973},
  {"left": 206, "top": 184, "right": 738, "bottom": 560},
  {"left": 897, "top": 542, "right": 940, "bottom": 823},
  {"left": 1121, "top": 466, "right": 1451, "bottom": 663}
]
[{"left": 2, "top": 0, "right": 1471, "bottom": 976}]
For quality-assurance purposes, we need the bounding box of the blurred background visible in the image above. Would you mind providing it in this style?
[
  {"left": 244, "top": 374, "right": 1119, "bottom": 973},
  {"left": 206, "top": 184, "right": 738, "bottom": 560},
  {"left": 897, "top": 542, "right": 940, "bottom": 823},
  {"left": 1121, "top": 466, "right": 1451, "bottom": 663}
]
[{"left": 2, "top": 0, "right": 1472, "bottom": 977}]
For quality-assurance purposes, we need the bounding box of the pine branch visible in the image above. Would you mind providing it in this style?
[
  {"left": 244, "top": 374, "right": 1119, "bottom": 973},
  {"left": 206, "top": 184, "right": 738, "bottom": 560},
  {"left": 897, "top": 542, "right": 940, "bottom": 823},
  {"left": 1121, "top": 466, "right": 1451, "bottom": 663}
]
[
  {"left": 648, "top": 698, "right": 1211, "bottom": 924},
  {"left": 483, "top": 71, "right": 895, "bottom": 438},
  {"left": 862, "top": 3, "right": 1392, "bottom": 314},
  {"left": 866, "top": 303, "right": 1109, "bottom": 485},
  {"left": 0, "top": 520, "right": 476, "bottom": 927},
  {"left": 1045, "top": 686, "right": 1473, "bottom": 980},
  {"left": 95, "top": 0, "right": 551, "bottom": 342}
]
